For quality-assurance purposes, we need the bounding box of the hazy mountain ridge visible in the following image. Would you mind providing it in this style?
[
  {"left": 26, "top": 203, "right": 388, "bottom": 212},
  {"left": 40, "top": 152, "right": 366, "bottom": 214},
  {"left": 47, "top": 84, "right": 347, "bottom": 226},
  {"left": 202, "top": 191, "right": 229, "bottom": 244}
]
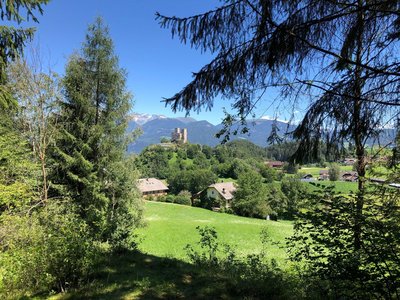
[
  {"left": 127, "top": 114, "right": 294, "bottom": 153},
  {"left": 127, "top": 114, "right": 397, "bottom": 153}
]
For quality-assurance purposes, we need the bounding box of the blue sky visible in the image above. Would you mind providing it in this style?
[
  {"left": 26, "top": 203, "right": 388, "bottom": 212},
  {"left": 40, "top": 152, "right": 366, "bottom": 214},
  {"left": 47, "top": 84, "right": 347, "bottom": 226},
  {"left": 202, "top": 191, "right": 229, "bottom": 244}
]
[{"left": 24, "top": 0, "right": 294, "bottom": 125}]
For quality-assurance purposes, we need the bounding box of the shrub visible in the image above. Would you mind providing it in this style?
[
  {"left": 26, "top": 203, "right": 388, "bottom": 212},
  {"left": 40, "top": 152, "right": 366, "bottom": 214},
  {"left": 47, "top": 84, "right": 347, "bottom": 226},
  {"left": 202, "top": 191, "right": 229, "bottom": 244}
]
[
  {"left": 174, "top": 190, "right": 192, "bottom": 206},
  {"left": 283, "top": 163, "right": 299, "bottom": 174},
  {"left": 0, "top": 202, "right": 102, "bottom": 297},
  {"left": 165, "top": 195, "right": 175, "bottom": 203},
  {"left": 185, "top": 226, "right": 302, "bottom": 299},
  {"left": 288, "top": 185, "right": 400, "bottom": 298},
  {"left": 328, "top": 163, "right": 340, "bottom": 181}
]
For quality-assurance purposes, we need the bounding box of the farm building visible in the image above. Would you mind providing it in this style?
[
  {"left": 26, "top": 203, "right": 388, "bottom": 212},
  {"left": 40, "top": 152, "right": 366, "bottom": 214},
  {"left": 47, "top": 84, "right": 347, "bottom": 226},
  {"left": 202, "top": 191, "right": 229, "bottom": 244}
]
[
  {"left": 341, "top": 171, "right": 358, "bottom": 182},
  {"left": 138, "top": 178, "right": 169, "bottom": 198},
  {"left": 343, "top": 158, "right": 356, "bottom": 165},
  {"left": 319, "top": 170, "right": 329, "bottom": 180}
]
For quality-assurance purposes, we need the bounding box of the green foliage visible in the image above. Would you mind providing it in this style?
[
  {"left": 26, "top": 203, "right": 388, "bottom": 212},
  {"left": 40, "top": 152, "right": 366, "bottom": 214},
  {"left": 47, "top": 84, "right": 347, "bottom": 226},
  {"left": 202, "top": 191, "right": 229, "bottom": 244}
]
[
  {"left": 267, "top": 120, "right": 283, "bottom": 146},
  {"left": 328, "top": 163, "right": 340, "bottom": 181},
  {"left": 185, "top": 226, "right": 219, "bottom": 265},
  {"left": 51, "top": 17, "right": 142, "bottom": 247},
  {"left": 174, "top": 190, "right": 192, "bottom": 205},
  {"left": 185, "top": 226, "right": 302, "bottom": 299},
  {"left": 266, "top": 141, "right": 298, "bottom": 161},
  {"left": 103, "top": 156, "right": 144, "bottom": 251},
  {"left": 192, "top": 151, "right": 210, "bottom": 169},
  {"left": 137, "top": 145, "right": 172, "bottom": 178},
  {"left": 185, "top": 143, "right": 201, "bottom": 159},
  {"left": 281, "top": 176, "right": 307, "bottom": 219},
  {"left": 283, "top": 162, "right": 299, "bottom": 174},
  {"left": 0, "top": 202, "right": 101, "bottom": 297},
  {"left": 0, "top": 117, "right": 38, "bottom": 212},
  {"left": 259, "top": 163, "right": 279, "bottom": 183},
  {"left": 167, "top": 169, "right": 217, "bottom": 195},
  {"left": 288, "top": 185, "right": 400, "bottom": 298},
  {"left": 157, "top": 190, "right": 192, "bottom": 206},
  {"left": 229, "top": 158, "right": 252, "bottom": 179},
  {"left": 265, "top": 182, "right": 287, "bottom": 217},
  {"left": 219, "top": 140, "right": 267, "bottom": 160},
  {"left": 233, "top": 170, "right": 271, "bottom": 218}
]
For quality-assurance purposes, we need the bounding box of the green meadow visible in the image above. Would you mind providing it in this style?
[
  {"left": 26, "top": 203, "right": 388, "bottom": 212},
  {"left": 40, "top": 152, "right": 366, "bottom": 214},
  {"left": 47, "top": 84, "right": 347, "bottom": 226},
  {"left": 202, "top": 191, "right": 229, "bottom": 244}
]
[
  {"left": 48, "top": 201, "right": 294, "bottom": 299},
  {"left": 136, "top": 201, "right": 293, "bottom": 263}
]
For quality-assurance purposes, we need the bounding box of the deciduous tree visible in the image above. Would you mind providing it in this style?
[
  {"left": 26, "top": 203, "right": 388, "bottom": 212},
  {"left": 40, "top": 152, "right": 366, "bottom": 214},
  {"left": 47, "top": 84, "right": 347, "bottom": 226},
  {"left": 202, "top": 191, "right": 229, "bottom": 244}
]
[{"left": 0, "top": 0, "right": 48, "bottom": 108}]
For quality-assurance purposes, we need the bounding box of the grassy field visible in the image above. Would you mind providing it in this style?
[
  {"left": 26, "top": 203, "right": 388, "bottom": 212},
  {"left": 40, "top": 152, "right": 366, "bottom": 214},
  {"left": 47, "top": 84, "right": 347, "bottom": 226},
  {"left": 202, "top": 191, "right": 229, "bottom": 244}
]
[
  {"left": 136, "top": 201, "right": 292, "bottom": 263},
  {"left": 304, "top": 180, "right": 359, "bottom": 194},
  {"left": 48, "top": 201, "right": 294, "bottom": 300},
  {"left": 300, "top": 165, "right": 353, "bottom": 177}
]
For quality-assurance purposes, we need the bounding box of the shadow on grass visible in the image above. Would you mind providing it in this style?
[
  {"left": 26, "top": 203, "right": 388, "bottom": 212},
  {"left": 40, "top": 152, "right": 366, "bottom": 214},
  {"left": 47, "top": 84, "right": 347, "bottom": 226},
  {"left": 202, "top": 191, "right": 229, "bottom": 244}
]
[{"left": 58, "top": 251, "right": 235, "bottom": 300}]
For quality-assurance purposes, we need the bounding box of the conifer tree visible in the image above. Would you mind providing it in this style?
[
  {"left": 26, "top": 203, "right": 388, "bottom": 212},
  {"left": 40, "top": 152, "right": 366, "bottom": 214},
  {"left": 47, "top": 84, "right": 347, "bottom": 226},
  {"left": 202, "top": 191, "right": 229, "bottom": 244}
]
[
  {"left": 51, "top": 17, "right": 141, "bottom": 246},
  {"left": 266, "top": 119, "right": 283, "bottom": 145},
  {"left": 157, "top": 0, "right": 400, "bottom": 249},
  {"left": 157, "top": 1, "right": 400, "bottom": 295}
]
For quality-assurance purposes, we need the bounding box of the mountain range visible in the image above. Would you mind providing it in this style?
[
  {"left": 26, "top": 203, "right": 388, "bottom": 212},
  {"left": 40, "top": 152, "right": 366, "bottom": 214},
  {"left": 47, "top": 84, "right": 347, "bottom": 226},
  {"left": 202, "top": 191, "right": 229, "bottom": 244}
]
[
  {"left": 127, "top": 114, "right": 295, "bottom": 153},
  {"left": 127, "top": 114, "right": 397, "bottom": 153}
]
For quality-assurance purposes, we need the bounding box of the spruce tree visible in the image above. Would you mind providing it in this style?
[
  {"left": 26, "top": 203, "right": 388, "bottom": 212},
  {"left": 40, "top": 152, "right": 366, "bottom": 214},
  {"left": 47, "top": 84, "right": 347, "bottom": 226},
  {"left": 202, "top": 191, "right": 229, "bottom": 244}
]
[{"left": 51, "top": 17, "right": 141, "bottom": 246}]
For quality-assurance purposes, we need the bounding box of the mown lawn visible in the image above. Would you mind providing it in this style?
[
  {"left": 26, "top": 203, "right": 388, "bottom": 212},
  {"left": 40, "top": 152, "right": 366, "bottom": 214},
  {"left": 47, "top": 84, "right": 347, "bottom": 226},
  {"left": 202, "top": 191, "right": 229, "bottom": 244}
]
[{"left": 136, "top": 201, "right": 293, "bottom": 263}]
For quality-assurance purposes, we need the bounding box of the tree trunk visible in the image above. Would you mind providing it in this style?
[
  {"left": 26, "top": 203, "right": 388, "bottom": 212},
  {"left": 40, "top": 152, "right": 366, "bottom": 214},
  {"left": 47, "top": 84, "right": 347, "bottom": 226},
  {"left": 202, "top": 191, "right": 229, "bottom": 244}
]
[{"left": 353, "top": 0, "right": 366, "bottom": 252}]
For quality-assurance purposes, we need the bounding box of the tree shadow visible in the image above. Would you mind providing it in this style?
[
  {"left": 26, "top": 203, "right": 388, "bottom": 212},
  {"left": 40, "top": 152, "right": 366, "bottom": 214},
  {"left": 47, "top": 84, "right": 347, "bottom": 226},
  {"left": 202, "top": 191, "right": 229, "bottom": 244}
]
[{"left": 60, "top": 251, "right": 235, "bottom": 299}]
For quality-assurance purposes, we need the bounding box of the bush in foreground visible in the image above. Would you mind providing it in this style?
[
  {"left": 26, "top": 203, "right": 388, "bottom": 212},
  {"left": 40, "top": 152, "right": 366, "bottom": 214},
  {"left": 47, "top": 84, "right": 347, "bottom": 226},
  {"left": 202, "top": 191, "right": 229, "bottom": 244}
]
[
  {"left": 0, "top": 202, "right": 102, "bottom": 297},
  {"left": 185, "top": 226, "right": 303, "bottom": 299}
]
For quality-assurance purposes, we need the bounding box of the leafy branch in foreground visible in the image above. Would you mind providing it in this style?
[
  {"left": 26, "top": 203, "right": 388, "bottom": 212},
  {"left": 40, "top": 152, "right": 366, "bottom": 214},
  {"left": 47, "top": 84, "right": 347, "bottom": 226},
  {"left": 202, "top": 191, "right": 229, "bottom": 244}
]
[{"left": 288, "top": 184, "right": 400, "bottom": 299}]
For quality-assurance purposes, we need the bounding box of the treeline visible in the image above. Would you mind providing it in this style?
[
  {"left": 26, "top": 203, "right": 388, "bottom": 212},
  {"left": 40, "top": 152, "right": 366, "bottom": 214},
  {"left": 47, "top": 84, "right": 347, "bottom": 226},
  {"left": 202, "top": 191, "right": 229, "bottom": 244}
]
[
  {"left": 0, "top": 15, "right": 142, "bottom": 297},
  {"left": 266, "top": 140, "right": 354, "bottom": 164}
]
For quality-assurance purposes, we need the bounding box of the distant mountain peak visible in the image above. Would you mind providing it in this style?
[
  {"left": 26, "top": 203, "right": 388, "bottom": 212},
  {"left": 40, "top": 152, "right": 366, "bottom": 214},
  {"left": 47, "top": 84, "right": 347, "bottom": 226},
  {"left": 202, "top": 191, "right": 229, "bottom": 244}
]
[
  {"left": 175, "top": 117, "right": 198, "bottom": 124},
  {"left": 129, "top": 113, "right": 167, "bottom": 125},
  {"left": 259, "top": 115, "right": 289, "bottom": 123}
]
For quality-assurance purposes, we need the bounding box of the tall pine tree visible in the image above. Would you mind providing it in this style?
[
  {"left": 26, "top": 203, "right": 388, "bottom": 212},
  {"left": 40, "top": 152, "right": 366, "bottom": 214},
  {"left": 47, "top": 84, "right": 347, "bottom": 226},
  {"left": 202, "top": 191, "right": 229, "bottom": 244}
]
[{"left": 51, "top": 17, "right": 142, "bottom": 247}]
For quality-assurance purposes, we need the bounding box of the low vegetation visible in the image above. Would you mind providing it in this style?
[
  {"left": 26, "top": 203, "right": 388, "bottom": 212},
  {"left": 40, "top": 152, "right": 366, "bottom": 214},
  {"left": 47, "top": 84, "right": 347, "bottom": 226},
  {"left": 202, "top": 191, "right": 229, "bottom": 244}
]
[{"left": 48, "top": 201, "right": 296, "bottom": 299}]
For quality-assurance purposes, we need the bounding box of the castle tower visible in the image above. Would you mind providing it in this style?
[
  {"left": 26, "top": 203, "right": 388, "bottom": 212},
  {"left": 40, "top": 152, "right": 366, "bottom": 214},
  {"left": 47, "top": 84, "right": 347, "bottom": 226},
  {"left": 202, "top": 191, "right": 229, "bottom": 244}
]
[
  {"left": 182, "top": 128, "right": 188, "bottom": 143},
  {"left": 171, "top": 128, "right": 188, "bottom": 143}
]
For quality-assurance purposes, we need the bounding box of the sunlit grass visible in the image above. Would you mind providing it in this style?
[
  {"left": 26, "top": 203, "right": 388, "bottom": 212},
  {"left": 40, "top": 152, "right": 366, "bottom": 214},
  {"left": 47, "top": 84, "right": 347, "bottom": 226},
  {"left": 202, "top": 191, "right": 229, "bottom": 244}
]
[{"left": 136, "top": 201, "right": 293, "bottom": 263}]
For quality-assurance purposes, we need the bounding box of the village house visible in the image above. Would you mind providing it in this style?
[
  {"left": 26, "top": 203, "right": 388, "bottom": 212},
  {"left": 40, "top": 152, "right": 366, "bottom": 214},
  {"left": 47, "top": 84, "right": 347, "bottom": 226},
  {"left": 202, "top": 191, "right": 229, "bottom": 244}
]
[
  {"left": 138, "top": 178, "right": 169, "bottom": 198},
  {"left": 341, "top": 171, "right": 358, "bottom": 182},
  {"left": 206, "top": 182, "right": 237, "bottom": 209},
  {"left": 343, "top": 158, "right": 357, "bottom": 165}
]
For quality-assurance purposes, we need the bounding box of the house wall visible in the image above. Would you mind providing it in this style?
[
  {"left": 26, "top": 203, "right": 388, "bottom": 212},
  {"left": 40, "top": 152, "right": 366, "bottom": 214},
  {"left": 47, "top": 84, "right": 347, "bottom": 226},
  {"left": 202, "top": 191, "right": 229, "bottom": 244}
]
[
  {"left": 207, "top": 187, "right": 220, "bottom": 201},
  {"left": 206, "top": 188, "right": 232, "bottom": 208},
  {"left": 143, "top": 190, "right": 168, "bottom": 198}
]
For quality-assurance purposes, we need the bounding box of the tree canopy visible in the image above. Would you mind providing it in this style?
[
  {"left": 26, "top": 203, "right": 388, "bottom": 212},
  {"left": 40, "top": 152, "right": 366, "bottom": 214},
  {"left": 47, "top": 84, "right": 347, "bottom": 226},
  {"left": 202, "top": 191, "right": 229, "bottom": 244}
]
[
  {"left": 51, "top": 17, "right": 141, "bottom": 247},
  {"left": 157, "top": 1, "right": 400, "bottom": 165}
]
